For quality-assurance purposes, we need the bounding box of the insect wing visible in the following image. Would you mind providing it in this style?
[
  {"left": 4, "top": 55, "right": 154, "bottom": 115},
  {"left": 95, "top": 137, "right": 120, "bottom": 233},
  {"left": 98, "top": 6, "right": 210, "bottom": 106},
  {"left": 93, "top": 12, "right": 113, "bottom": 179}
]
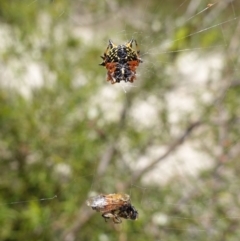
[{"left": 86, "top": 194, "right": 108, "bottom": 211}]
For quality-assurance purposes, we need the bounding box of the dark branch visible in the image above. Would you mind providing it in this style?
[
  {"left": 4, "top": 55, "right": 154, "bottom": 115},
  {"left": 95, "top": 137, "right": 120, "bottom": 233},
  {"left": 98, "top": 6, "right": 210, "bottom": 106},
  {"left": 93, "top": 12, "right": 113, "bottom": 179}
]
[{"left": 128, "top": 121, "right": 202, "bottom": 184}]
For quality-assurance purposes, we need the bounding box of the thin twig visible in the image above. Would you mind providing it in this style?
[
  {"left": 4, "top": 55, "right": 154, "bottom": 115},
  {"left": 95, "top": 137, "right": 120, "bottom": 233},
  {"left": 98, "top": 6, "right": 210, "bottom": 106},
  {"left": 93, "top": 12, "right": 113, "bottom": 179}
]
[{"left": 128, "top": 121, "right": 202, "bottom": 185}]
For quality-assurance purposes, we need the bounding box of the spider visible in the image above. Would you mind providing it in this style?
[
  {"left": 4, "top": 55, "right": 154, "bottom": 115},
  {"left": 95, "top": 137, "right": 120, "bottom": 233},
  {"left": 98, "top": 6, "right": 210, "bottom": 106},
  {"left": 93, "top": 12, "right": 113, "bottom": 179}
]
[{"left": 100, "top": 39, "right": 143, "bottom": 84}]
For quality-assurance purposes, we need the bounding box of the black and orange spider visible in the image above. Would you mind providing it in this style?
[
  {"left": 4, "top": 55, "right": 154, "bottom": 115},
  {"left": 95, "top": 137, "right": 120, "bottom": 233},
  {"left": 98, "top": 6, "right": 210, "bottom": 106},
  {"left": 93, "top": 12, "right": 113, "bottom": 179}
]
[{"left": 100, "top": 39, "right": 143, "bottom": 84}]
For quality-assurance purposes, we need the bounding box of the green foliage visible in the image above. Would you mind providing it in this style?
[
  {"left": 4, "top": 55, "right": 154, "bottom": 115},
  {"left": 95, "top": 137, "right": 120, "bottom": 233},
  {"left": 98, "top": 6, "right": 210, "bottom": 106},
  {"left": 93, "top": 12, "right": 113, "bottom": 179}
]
[{"left": 0, "top": 0, "right": 240, "bottom": 240}]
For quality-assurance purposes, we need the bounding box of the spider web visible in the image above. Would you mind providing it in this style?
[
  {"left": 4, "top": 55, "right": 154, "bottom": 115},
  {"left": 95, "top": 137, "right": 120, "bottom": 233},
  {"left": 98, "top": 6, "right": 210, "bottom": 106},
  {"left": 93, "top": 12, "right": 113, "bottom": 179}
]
[{"left": 1, "top": 0, "right": 240, "bottom": 240}]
